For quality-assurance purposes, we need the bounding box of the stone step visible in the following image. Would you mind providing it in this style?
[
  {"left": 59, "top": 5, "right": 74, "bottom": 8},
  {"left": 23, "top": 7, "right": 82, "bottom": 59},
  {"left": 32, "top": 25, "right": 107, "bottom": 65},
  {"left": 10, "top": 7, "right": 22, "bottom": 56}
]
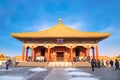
[
  {"left": 73, "top": 61, "right": 91, "bottom": 68},
  {"left": 15, "top": 61, "right": 91, "bottom": 67},
  {"left": 15, "top": 62, "right": 47, "bottom": 67},
  {"left": 48, "top": 62, "right": 72, "bottom": 67}
]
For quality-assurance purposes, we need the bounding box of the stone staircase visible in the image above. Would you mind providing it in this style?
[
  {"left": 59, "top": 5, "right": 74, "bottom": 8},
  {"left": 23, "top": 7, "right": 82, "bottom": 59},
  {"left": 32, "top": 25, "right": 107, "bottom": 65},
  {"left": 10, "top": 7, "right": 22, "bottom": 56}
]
[
  {"left": 15, "top": 62, "right": 47, "bottom": 67},
  {"left": 47, "top": 62, "right": 72, "bottom": 67},
  {"left": 73, "top": 61, "right": 91, "bottom": 68},
  {"left": 15, "top": 61, "right": 91, "bottom": 68}
]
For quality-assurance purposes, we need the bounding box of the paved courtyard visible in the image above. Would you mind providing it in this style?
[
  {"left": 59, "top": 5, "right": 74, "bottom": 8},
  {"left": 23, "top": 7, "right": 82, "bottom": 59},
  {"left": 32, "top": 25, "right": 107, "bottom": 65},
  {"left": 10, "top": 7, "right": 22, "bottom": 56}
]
[{"left": 0, "top": 66, "right": 120, "bottom": 80}]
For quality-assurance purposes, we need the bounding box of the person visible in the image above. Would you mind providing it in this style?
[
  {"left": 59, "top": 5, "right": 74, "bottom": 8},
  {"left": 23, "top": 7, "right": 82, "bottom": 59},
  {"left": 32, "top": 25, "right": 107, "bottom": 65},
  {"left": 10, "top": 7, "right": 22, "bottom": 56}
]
[
  {"left": 44, "top": 57, "right": 46, "bottom": 62},
  {"left": 109, "top": 60, "right": 114, "bottom": 68},
  {"left": 94, "top": 60, "right": 97, "bottom": 68},
  {"left": 105, "top": 60, "right": 109, "bottom": 68},
  {"left": 101, "top": 59, "right": 104, "bottom": 67},
  {"left": 115, "top": 59, "right": 119, "bottom": 71},
  {"left": 91, "top": 59, "right": 95, "bottom": 71},
  {"left": 5, "top": 59, "right": 10, "bottom": 70},
  {"left": 97, "top": 59, "right": 101, "bottom": 68},
  {"left": 28, "top": 56, "right": 32, "bottom": 61},
  {"left": 73, "top": 57, "right": 76, "bottom": 62},
  {"left": 12, "top": 58, "right": 16, "bottom": 67}
]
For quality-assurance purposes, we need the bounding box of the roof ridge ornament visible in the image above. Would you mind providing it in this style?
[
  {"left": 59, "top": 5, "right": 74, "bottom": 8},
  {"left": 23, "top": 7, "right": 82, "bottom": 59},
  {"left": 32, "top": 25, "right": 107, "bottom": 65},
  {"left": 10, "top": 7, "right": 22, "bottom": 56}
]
[{"left": 58, "top": 18, "right": 62, "bottom": 23}]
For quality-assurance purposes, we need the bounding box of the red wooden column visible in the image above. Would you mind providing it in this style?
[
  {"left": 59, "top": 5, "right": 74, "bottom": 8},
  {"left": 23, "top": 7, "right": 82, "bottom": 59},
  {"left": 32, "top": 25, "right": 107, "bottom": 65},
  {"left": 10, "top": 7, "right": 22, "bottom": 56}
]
[
  {"left": 96, "top": 45, "right": 99, "bottom": 60},
  {"left": 25, "top": 48, "right": 28, "bottom": 61},
  {"left": 70, "top": 46, "right": 73, "bottom": 61},
  {"left": 47, "top": 46, "right": 50, "bottom": 61},
  {"left": 31, "top": 47, "right": 33, "bottom": 61},
  {"left": 34, "top": 49, "right": 36, "bottom": 61},
  {"left": 64, "top": 51, "right": 67, "bottom": 62},
  {"left": 33, "top": 48, "right": 35, "bottom": 61},
  {"left": 92, "top": 47, "right": 95, "bottom": 59},
  {"left": 22, "top": 46, "right": 25, "bottom": 61},
  {"left": 73, "top": 49, "right": 75, "bottom": 58},
  {"left": 87, "top": 45, "right": 90, "bottom": 57},
  {"left": 45, "top": 49, "right": 47, "bottom": 61},
  {"left": 31, "top": 46, "right": 35, "bottom": 61}
]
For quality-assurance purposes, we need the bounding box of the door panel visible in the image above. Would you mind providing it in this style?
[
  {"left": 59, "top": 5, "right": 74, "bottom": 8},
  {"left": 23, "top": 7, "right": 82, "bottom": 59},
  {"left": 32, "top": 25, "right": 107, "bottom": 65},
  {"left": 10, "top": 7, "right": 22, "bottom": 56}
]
[{"left": 57, "top": 52, "right": 64, "bottom": 61}]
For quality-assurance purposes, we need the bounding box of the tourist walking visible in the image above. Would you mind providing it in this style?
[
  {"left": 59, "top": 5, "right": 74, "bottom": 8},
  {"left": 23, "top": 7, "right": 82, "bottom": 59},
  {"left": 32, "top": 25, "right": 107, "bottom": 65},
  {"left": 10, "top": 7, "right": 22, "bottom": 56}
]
[
  {"left": 109, "top": 60, "right": 114, "bottom": 68},
  {"left": 97, "top": 59, "right": 101, "bottom": 68},
  {"left": 5, "top": 59, "right": 10, "bottom": 70},
  {"left": 105, "top": 60, "right": 109, "bottom": 68},
  {"left": 12, "top": 58, "right": 16, "bottom": 67},
  {"left": 91, "top": 59, "right": 95, "bottom": 71},
  {"left": 115, "top": 59, "right": 119, "bottom": 71},
  {"left": 101, "top": 59, "right": 104, "bottom": 67},
  {"left": 94, "top": 60, "right": 97, "bottom": 68}
]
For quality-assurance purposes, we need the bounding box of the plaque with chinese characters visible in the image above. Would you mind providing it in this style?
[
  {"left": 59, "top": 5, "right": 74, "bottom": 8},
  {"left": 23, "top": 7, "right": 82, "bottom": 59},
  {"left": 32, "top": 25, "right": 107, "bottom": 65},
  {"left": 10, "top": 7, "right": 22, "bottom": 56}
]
[{"left": 57, "top": 39, "right": 63, "bottom": 44}]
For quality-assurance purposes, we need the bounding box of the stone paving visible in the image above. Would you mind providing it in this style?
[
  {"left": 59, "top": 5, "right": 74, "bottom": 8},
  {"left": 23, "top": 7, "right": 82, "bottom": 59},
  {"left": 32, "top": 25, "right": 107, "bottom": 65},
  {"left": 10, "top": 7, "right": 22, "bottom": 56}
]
[
  {"left": 0, "top": 66, "right": 51, "bottom": 80},
  {"left": 80, "top": 67, "right": 120, "bottom": 80},
  {"left": 44, "top": 68, "right": 68, "bottom": 80},
  {"left": 0, "top": 66, "right": 120, "bottom": 80}
]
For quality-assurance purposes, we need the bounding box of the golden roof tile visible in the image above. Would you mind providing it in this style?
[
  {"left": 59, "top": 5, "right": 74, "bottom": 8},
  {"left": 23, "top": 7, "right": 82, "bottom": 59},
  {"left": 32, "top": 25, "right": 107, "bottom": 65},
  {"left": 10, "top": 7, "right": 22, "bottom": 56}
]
[{"left": 11, "top": 18, "right": 110, "bottom": 39}]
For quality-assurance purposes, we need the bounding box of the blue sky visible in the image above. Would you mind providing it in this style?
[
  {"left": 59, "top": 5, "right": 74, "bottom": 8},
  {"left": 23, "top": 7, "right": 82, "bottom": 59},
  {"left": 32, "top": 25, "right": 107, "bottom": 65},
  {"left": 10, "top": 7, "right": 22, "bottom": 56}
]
[{"left": 0, "top": 0, "right": 120, "bottom": 57}]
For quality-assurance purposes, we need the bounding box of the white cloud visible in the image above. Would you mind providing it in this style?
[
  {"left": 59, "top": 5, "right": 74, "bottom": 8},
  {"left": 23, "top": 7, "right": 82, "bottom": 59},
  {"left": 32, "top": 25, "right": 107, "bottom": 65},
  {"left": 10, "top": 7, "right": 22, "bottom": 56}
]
[
  {"left": 99, "top": 45, "right": 120, "bottom": 57},
  {"left": 100, "top": 26, "right": 120, "bottom": 35},
  {"left": 66, "top": 22, "right": 85, "bottom": 31},
  {"left": 26, "top": 21, "right": 85, "bottom": 32},
  {"left": 25, "top": 22, "right": 54, "bottom": 31},
  {"left": 98, "top": 26, "right": 120, "bottom": 57},
  {"left": 100, "top": 27, "right": 114, "bottom": 32}
]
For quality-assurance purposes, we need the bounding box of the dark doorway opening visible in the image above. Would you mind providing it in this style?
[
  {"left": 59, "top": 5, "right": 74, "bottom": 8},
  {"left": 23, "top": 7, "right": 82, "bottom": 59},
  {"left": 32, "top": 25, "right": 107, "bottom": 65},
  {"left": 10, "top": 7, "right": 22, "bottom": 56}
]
[
  {"left": 75, "top": 48, "right": 79, "bottom": 57},
  {"left": 56, "top": 52, "right": 64, "bottom": 61},
  {"left": 41, "top": 48, "right": 45, "bottom": 56}
]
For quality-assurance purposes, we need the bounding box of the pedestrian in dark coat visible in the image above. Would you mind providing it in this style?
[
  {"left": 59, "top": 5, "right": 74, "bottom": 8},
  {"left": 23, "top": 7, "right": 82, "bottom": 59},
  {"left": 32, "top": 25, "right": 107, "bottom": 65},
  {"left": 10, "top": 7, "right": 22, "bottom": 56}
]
[
  {"left": 97, "top": 59, "right": 101, "bottom": 68},
  {"left": 91, "top": 59, "right": 95, "bottom": 71},
  {"left": 115, "top": 59, "right": 119, "bottom": 71},
  {"left": 5, "top": 60, "right": 10, "bottom": 70},
  {"left": 101, "top": 59, "right": 104, "bottom": 67},
  {"left": 110, "top": 60, "right": 114, "bottom": 68},
  {"left": 94, "top": 59, "right": 98, "bottom": 68}
]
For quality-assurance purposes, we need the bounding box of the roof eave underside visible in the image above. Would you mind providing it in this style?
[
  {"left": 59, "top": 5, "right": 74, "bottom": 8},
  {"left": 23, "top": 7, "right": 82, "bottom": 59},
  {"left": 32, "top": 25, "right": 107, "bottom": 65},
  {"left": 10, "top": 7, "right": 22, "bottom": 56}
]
[
  {"left": 11, "top": 34, "right": 110, "bottom": 42},
  {"left": 11, "top": 33, "right": 110, "bottom": 39}
]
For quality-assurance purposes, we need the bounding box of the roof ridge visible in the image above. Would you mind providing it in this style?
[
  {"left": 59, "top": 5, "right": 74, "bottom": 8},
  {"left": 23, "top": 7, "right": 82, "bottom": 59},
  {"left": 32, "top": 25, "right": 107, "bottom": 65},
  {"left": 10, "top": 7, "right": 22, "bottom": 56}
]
[{"left": 11, "top": 18, "right": 110, "bottom": 39}]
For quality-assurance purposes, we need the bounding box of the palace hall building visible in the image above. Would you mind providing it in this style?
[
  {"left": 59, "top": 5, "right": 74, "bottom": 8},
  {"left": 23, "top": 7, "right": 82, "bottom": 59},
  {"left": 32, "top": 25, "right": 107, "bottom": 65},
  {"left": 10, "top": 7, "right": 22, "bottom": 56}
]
[{"left": 11, "top": 18, "right": 110, "bottom": 62}]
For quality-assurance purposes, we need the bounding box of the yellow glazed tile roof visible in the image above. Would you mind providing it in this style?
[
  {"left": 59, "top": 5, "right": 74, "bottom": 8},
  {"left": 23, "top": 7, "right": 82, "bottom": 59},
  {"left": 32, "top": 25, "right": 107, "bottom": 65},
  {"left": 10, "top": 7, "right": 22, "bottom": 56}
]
[{"left": 11, "top": 18, "right": 110, "bottom": 38}]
